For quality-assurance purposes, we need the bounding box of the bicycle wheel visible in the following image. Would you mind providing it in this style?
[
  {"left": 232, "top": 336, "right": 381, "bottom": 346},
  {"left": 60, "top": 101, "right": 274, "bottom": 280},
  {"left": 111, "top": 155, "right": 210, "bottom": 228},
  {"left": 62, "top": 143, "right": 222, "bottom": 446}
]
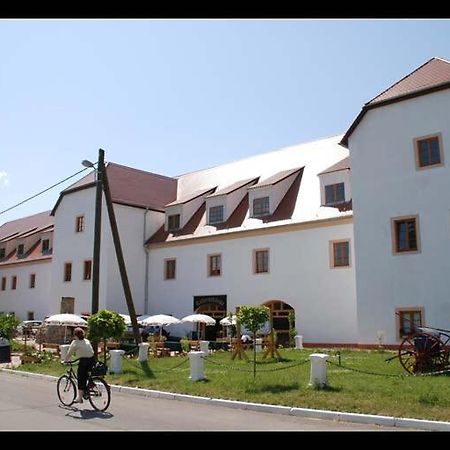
[
  {"left": 57, "top": 375, "right": 76, "bottom": 406},
  {"left": 87, "top": 377, "right": 111, "bottom": 411}
]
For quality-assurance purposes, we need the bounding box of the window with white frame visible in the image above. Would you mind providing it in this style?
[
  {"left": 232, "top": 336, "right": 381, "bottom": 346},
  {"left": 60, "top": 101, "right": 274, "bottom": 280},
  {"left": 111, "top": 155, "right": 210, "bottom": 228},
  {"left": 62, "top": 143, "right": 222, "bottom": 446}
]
[
  {"left": 252, "top": 197, "right": 270, "bottom": 217},
  {"left": 325, "top": 182, "right": 345, "bottom": 206},
  {"left": 209, "top": 205, "right": 224, "bottom": 225},
  {"left": 168, "top": 214, "right": 180, "bottom": 232}
]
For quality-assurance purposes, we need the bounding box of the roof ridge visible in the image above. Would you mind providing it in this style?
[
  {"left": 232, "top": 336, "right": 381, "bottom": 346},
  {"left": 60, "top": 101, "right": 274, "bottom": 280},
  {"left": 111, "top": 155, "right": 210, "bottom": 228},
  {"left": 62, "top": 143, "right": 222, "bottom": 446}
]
[{"left": 366, "top": 57, "right": 442, "bottom": 105}]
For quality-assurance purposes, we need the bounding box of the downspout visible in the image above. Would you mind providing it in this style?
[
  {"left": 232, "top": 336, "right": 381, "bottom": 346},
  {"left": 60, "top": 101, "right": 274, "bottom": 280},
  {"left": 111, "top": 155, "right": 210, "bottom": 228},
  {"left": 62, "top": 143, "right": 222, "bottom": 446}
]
[{"left": 143, "top": 208, "right": 150, "bottom": 315}]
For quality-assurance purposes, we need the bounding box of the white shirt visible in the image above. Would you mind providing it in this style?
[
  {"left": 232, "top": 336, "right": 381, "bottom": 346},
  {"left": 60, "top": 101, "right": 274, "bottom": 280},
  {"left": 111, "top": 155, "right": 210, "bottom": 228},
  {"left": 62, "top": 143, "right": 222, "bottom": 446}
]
[{"left": 66, "top": 338, "right": 94, "bottom": 360}]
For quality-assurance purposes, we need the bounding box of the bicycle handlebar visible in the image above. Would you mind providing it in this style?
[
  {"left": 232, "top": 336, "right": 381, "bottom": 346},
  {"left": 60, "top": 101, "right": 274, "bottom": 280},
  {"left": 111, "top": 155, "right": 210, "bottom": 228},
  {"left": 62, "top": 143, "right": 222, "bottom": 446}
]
[{"left": 62, "top": 358, "right": 81, "bottom": 365}]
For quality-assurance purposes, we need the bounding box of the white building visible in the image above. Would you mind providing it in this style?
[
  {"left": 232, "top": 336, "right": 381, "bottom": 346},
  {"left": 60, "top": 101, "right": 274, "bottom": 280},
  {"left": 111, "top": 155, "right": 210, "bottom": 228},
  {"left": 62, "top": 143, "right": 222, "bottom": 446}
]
[
  {"left": 1, "top": 56, "right": 449, "bottom": 347},
  {"left": 0, "top": 211, "right": 54, "bottom": 320},
  {"left": 342, "top": 57, "right": 450, "bottom": 346}
]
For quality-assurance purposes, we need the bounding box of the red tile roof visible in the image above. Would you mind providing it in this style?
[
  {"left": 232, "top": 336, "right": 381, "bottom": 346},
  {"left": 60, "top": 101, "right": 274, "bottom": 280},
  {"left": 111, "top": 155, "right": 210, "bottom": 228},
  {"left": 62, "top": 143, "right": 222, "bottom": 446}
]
[
  {"left": 0, "top": 239, "right": 52, "bottom": 267},
  {"left": 368, "top": 57, "right": 450, "bottom": 105},
  {"left": 51, "top": 163, "right": 178, "bottom": 214},
  {"left": 318, "top": 157, "right": 351, "bottom": 175},
  {"left": 0, "top": 211, "right": 53, "bottom": 241},
  {"left": 341, "top": 57, "right": 450, "bottom": 147}
]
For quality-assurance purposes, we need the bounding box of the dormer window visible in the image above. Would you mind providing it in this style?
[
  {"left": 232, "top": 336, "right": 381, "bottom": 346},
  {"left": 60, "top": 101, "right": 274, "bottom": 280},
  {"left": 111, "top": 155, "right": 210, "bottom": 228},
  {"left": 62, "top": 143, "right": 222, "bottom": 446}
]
[
  {"left": 42, "top": 239, "right": 50, "bottom": 254},
  {"left": 208, "top": 205, "right": 224, "bottom": 225},
  {"left": 325, "top": 183, "right": 345, "bottom": 206},
  {"left": 0, "top": 248, "right": 5, "bottom": 259},
  {"left": 168, "top": 214, "right": 180, "bottom": 232},
  {"left": 252, "top": 196, "right": 270, "bottom": 217},
  {"left": 17, "top": 244, "right": 24, "bottom": 257}
]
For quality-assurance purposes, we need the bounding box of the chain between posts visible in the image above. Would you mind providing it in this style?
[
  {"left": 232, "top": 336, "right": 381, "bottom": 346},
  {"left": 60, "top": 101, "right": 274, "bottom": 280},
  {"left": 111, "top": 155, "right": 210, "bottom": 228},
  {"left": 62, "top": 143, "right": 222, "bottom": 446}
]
[
  {"left": 201, "top": 354, "right": 310, "bottom": 373},
  {"left": 121, "top": 353, "right": 189, "bottom": 372}
]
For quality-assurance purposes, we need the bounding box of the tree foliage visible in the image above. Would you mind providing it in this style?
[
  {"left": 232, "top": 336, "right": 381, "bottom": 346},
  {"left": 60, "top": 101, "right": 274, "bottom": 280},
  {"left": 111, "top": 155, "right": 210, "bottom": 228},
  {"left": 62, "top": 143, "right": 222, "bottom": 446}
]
[
  {"left": 237, "top": 305, "right": 270, "bottom": 334},
  {"left": 87, "top": 310, "right": 126, "bottom": 363},
  {"left": 0, "top": 313, "right": 20, "bottom": 341},
  {"left": 237, "top": 305, "right": 270, "bottom": 378}
]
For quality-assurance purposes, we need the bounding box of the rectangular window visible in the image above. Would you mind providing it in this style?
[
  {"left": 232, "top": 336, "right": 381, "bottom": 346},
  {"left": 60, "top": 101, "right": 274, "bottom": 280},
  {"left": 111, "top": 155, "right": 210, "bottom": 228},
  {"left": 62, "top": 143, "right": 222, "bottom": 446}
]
[
  {"left": 75, "top": 215, "right": 85, "bottom": 233},
  {"left": 17, "top": 244, "right": 24, "bottom": 256},
  {"left": 1, "top": 277, "right": 6, "bottom": 291},
  {"left": 164, "top": 259, "right": 176, "bottom": 280},
  {"left": 64, "top": 262, "right": 72, "bottom": 282},
  {"left": 332, "top": 241, "right": 350, "bottom": 267},
  {"left": 254, "top": 249, "right": 269, "bottom": 274},
  {"left": 209, "top": 205, "right": 224, "bottom": 224},
  {"left": 392, "top": 216, "right": 420, "bottom": 254},
  {"left": 29, "top": 274, "right": 36, "bottom": 289},
  {"left": 325, "top": 183, "right": 345, "bottom": 205},
  {"left": 397, "top": 309, "right": 423, "bottom": 338},
  {"left": 415, "top": 135, "right": 443, "bottom": 169},
  {"left": 83, "top": 260, "right": 92, "bottom": 280},
  {"left": 11, "top": 276, "right": 17, "bottom": 290},
  {"left": 253, "top": 197, "right": 270, "bottom": 217},
  {"left": 42, "top": 239, "right": 50, "bottom": 254},
  {"left": 208, "top": 254, "right": 222, "bottom": 276},
  {"left": 0, "top": 248, "right": 5, "bottom": 259},
  {"left": 168, "top": 214, "right": 180, "bottom": 231},
  {"left": 27, "top": 311, "right": 34, "bottom": 320}
]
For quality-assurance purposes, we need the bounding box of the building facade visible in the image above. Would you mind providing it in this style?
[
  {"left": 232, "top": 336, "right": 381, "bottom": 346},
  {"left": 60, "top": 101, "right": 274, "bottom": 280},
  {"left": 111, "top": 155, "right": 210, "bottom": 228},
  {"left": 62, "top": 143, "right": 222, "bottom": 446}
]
[{"left": 1, "top": 57, "right": 449, "bottom": 347}]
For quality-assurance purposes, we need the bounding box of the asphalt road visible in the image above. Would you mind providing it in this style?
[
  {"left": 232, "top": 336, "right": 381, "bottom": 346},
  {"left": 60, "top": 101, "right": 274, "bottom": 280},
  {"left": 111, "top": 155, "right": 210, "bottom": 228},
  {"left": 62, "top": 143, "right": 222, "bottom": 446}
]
[{"left": 0, "top": 371, "right": 401, "bottom": 431}]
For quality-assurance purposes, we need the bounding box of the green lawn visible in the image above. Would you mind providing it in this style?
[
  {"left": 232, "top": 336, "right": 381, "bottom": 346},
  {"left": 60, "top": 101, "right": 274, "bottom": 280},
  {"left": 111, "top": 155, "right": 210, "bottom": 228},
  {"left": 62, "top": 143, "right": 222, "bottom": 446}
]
[{"left": 14, "top": 347, "right": 450, "bottom": 422}]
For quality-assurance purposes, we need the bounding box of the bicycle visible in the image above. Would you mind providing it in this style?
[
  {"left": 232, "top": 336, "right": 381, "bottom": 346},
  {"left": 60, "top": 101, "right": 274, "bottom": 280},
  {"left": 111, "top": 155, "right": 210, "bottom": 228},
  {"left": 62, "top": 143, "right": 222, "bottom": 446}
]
[{"left": 57, "top": 358, "right": 111, "bottom": 411}]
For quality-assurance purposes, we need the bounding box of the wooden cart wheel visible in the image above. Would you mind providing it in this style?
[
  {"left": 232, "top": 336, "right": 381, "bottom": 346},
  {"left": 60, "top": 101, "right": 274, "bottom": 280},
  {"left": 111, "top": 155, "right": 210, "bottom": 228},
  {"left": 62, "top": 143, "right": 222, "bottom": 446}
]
[{"left": 398, "top": 332, "right": 447, "bottom": 375}]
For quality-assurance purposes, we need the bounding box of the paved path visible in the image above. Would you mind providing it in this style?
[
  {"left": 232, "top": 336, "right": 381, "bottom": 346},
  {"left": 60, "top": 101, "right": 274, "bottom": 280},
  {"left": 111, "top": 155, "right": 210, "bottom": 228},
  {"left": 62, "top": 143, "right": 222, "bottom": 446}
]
[{"left": 0, "top": 371, "right": 399, "bottom": 431}]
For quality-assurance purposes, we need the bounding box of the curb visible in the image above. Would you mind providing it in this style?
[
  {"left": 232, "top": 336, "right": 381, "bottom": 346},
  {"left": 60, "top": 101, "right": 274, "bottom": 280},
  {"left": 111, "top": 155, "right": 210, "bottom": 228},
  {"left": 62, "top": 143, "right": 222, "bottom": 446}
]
[{"left": 2, "top": 368, "right": 449, "bottom": 430}]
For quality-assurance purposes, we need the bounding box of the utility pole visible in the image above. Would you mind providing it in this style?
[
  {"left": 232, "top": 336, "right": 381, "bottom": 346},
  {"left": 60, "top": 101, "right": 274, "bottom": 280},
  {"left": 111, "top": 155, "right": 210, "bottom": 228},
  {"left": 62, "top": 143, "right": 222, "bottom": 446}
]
[
  {"left": 91, "top": 148, "right": 104, "bottom": 316},
  {"left": 101, "top": 152, "right": 142, "bottom": 346}
]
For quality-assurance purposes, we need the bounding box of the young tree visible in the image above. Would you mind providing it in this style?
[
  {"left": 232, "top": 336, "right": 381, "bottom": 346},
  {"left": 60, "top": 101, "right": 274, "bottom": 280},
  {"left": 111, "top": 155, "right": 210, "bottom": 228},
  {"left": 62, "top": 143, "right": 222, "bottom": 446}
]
[
  {"left": 87, "top": 310, "right": 126, "bottom": 364},
  {"left": 237, "top": 305, "right": 270, "bottom": 378},
  {"left": 0, "top": 313, "right": 20, "bottom": 341}
]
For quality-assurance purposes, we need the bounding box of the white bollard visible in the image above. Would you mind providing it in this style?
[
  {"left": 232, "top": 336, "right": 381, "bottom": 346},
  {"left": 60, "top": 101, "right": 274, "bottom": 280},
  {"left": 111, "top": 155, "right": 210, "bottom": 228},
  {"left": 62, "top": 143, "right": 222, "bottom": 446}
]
[
  {"left": 109, "top": 349, "right": 126, "bottom": 374},
  {"left": 188, "top": 351, "right": 206, "bottom": 381},
  {"left": 59, "top": 344, "right": 71, "bottom": 362},
  {"left": 309, "top": 353, "right": 329, "bottom": 388},
  {"left": 138, "top": 342, "right": 149, "bottom": 362},
  {"left": 199, "top": 340, "right": 209, "bottom": 354},
  {"left": 255, "top": 338, "right": 263, "bottom": 352},
  {"left": 295, "top": 335, "right": 304, "bottom": 349}
]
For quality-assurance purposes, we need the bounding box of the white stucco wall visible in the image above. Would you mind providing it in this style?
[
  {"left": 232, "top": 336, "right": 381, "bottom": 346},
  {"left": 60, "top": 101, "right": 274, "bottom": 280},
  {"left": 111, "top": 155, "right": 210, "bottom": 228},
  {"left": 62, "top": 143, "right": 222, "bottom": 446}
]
[
  {"left": 147, "top": 219, "right": 357, "bottom": 343},
  {"left": 52, "top": 186, "right": 165, "bottom": 318},
  {"left": 0, "top": 260, "right": 52, "bottom": 320},
  {"left": 349, "top": 89, "right": 450, "bottom": 344}
]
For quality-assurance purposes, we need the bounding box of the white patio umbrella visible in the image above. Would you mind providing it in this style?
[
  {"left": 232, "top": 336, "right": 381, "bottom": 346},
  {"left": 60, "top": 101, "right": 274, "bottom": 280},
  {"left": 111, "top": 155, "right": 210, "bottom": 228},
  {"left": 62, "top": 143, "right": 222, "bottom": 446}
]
[
  {"left": 119, "top": 314, "right": 132, "bottom": 325},
  {"left": 44, "top": 314, "right": 87, "bottom": 343},
  {"left": 138, "top": 314, "right": 181, "bottom": 339},
  {"left": 219, "top": 315, "right": 237, "bottom": 326},
  {"left": 181, "top": 314, "right": 216, "bottom": 340},
  {"left": 44, "top": 314, "right": 87, "bottom": 327}
]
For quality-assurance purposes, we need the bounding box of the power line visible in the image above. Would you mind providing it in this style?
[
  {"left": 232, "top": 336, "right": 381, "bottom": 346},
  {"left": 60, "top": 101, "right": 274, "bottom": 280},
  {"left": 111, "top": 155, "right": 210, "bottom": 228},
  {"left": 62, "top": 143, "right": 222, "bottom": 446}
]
[{"left": 0, "top": 166, "right": 94, "bottom": 217}]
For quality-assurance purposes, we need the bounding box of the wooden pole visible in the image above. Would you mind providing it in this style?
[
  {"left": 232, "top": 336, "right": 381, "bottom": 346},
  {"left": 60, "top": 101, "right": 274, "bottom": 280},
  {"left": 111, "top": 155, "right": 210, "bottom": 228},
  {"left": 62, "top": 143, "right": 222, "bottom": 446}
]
[
  {"left": 262, "top": 311, "right": 281, "bottom": 360},
  {"left": 231, "top": 306, "right": 248, "bottom": 361},
  {"left": 101, "top": 152, "right": 142, "bottom": 347}
]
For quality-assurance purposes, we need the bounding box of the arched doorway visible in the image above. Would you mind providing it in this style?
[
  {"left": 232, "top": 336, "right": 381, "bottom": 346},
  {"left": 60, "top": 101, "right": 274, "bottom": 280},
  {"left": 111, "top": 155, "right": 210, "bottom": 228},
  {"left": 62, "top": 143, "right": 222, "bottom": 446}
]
[
  {"left": 195, "top": 303, "right": 226, "bottom": 341},
  {"left": 262, "top": 300, "right": 295, "bottom": 347}
]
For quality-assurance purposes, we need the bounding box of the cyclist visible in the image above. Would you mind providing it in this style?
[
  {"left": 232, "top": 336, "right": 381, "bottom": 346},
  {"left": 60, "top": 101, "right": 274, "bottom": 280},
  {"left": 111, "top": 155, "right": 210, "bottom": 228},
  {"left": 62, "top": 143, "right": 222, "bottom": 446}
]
[{"left": 64, "top": 327, "right": 95, "bottom": 403}]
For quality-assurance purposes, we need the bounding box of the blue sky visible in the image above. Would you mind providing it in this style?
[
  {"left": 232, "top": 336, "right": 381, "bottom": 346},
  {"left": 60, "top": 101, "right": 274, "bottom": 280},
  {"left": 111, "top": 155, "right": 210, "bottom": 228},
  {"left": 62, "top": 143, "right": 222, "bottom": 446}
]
[{"left": 1, "top": 19, "right": 450, "bottom": 224}]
